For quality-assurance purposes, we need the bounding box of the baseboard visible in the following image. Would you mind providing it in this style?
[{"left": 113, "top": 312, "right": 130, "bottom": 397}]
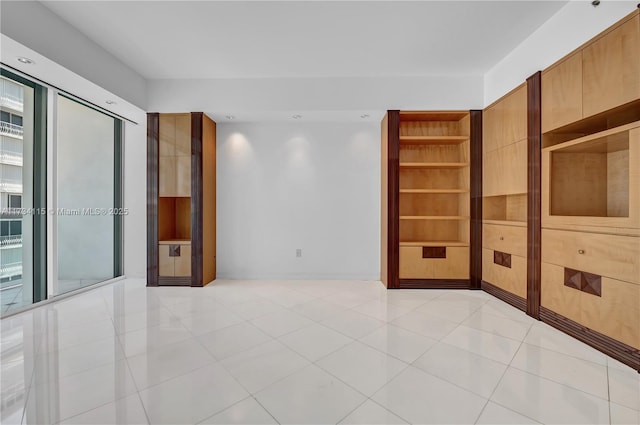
[
  {"left": 481, "top": 280, "right": 526, "bottom": 312},
  {"left": 398, "top": 279, "right": 469, "bottom": 289},
  {"left": 540, "top": 306, "right": 640, "bottom": 372}
]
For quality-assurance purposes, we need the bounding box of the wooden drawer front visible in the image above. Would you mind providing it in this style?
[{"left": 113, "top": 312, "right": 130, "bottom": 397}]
[
  {"left": 400, "top": 246, "right": 469, "bottom": 279},
  {"left": 542, "top": 262, "right": 640, "bottom": 349},
  {"left": 483, "top": 223, "right": 527, "bottom": 257},
  {"left": 482, "top": 249, "right": 526, "bottom": 298},
  {"left": 542, "top": 229, "right": 640, "bottom": 284}
]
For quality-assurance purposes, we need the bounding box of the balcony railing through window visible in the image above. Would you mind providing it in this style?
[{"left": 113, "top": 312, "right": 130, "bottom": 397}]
[{"left": 0, "top": 122, "right": 23, "bottom": 139}]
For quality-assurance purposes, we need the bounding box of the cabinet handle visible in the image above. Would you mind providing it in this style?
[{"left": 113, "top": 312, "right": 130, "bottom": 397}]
[
  {"left": 578, "top": 249, "right": 585, "bottom": 255},
  {"left": 499, "top": 236, "right": 504, "bottom": 241}
]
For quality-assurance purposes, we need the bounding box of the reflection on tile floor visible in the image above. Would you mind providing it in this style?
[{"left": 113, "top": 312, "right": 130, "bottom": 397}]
[{"left": 1, "top": 278, "right": 638, "bottom": 424}]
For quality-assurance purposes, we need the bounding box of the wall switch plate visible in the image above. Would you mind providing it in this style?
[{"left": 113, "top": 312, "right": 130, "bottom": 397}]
[{"left": 296, "top": 248, "right": 302, "bottom": 258}]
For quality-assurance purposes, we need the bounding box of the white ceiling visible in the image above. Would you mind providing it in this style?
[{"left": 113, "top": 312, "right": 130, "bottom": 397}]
[{"left": 41, "top": 0, "right": 568, "bottom": 80}]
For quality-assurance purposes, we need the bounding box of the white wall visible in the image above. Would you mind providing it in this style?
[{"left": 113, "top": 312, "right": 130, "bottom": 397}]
[
  {"left": 217, "top": 122, "right": 380, "bottom": 280},
  {"left": 148, "top": 75, "right": 484, "bottom": 114},
  {"left": 484, "top": 0, "right": 638, "bottom": 105},
  {"left": 123, "top": 120, "right": 147, "bottom": 278}
]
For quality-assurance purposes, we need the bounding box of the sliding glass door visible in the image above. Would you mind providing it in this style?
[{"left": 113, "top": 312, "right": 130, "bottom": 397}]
[
  {"left": 55, "top": 95, "right": 122, "bottom": 295},
  {"left": 0, "top": 70, "right": 46, "bottom": 314}
]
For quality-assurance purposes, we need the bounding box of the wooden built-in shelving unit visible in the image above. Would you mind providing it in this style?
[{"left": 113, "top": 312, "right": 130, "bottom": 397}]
[{"left": 382, "top": 110, "right": 481, "bottom": 289}]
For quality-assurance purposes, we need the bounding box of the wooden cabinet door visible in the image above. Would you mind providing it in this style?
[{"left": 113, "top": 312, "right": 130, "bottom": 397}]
[
  {"left": 159, "top": 245, "right": 174, "bottom": 276},
  {"left": 503, "top": 85, "right": 527, "bottom": 146},
  {"left": 174, "top": 245, "right": 192, "bottom": 277},
  {"left": 542, "top": 52, "right": 583, "bottom": 133},
  {"left": 159, "top": 157, "right": 176, "bottom": 197},
  {"left": 583, "top": 15, "right": 640, "bottom": 118}
]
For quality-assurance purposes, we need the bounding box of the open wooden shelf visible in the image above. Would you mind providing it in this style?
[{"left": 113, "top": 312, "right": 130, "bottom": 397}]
[
  {"left": 159, "top": 239, "right": 191, "bottom": 244},
  {"left": 399, "top": 241, "right": 469, "bottom": 247},
  {"left": 400, "top": 136, "right": 468, "bottom": 145},
  {"left": 399, "top": 111, "right": 469, "bottom": 122},
  {"left": 400, "top": 215, "right": 469, "bottom": 220},
  {"left": 544, "top": 122, "right": 635, "bottom": 218},
  {"left": 483, "top": 219, "right": 527, "bottom": 228},
  {"left": 400, "top": 162, "right": 469, "bottom": 169},
  {"left": 400, "top": 189, "right": 468, "bottom": 194}
]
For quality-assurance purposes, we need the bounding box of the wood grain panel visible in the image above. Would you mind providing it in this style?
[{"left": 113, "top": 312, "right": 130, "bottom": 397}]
[
  {"left": 400, "top": 220, "right": 463, "bottom": 243},
  {"left": 158, "top": 244, "right": 174, "bottom": 277},
  {"left": 202, "top": 114, "right": 216, "bottom": 285},
  {"left": 581, "top": 276, "right": 640, "bottom": 349},
  {"left": 400, "top": 169, "right": 467, "bottom": 190},
  {"left": 543, "top": 262, "right": 640, "bottom": 350},
  {"left": 504, "top": 84, "right": 528, "bottom": 146},
  {"left": 400, "top": 121, "right": 462, "bottom": 137},
  {"left": 159, "top": 157, "right": 176, "bottom": 197},
  {"left": 482, "top": 249, "right": 526, "bottom": 298},
  {"left": 541, "top": 262, "right": 583, "bottom": 323},
  {"left": 400, "top": 246, "right": 469, "bottom": 279},
  {"left": 483, "top": 140, "right": 527, "bottom": 196},
  {"left": 541, "top": 52, "right": 583, "bottom": 133},
  {"left": 175, "top": 155, "right": 191, "bottom": 197},
  {"left": 158, "top": 197, "right": 176, "bottom": 241},
  {"left": 174, "top": 244, "right": 192, "bottom": 277},
  {"left": 542, "top": 229, "right": 640, "bottom": 284},
  {"left": 550, "top": 152, "right": 608, "bottom": 217},
  {"left": 399, "top": 144, "right": 464, "bottom": 163},
  {"left": 608, "top": 149, "right": 630, "bottom": 217},
  {"left": 175, "top": 114, "right": 191, "bottom": 156},
  {"left": 159, "top": 114, "right": 175, "bottom": 157},
  {"left": 483, "top": 223, "right": 527, "bottom": 257},
  {"left": 175, "top": 197, "right": 191, "bottom": 240},
  {"left": 583, "top": 14, "right": 640, "bottom": 118},
  {"left": 400, "top": 193, "right": 462, "bottom": 216}
]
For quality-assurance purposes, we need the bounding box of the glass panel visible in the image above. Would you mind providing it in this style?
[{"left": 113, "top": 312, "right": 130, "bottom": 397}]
[
  {"left": 0, "top": 76, "right": 33, "bottom": 314},
  {"left": 56, "top": 96, "right": 116, "bottom": 295}
]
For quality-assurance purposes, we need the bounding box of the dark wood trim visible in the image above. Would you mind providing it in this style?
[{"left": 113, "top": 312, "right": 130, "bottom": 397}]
[
  {"left": 469, "top": 110, "right": 483, "bottom": 290},
  {"left": 526, "top": 72, "right": 542, "bottom": 319},
  {"left": 482, "top": 280, "right": 526, "bottom": 312},
  {"left": 399, "top": 279, "right": 469, "bottom": 289},
  {"left": 387, "top": 111, "right": 401, "bottom": 289},
  {"left": 540, "top": 307, "right": 640, "bottom": 372},
  {"left": 191, "top": 113, "right": 204, "bottom": 287},
  {"left": 422, "top": 246, "right": 446, "bottom": 259},
  {"left": 158, "top": 276, "right": 191, "bottom": 286},
  {"left": 146, "top": 113, "right": 159, "bottom": 287}
]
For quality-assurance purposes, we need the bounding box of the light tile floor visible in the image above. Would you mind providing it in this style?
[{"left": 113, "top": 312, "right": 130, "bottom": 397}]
[{"left": 1, "top": 279, "right": 638, "bottom": 424}]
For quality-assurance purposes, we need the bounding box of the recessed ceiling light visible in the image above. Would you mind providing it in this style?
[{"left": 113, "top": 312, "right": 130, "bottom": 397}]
[
  {"left": 17, "top": 57, "right": 34, "bottom": 65},
  {"left": 225, "top": 115, "right": 235, "bottom": 120},
  {"left": 360, "top": 114, "right": 370, "bottom": 119},
  {"left": 292, "top": 114, "right": 303, "bottom": 119},
  {"left": 105, "top": 100, "right": 117, "bottom": 105}
]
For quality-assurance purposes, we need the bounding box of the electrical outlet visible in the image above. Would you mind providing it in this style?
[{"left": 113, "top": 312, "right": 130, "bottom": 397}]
[{"left": 296, "top": 248, "right": 302, "bottom": 258}]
